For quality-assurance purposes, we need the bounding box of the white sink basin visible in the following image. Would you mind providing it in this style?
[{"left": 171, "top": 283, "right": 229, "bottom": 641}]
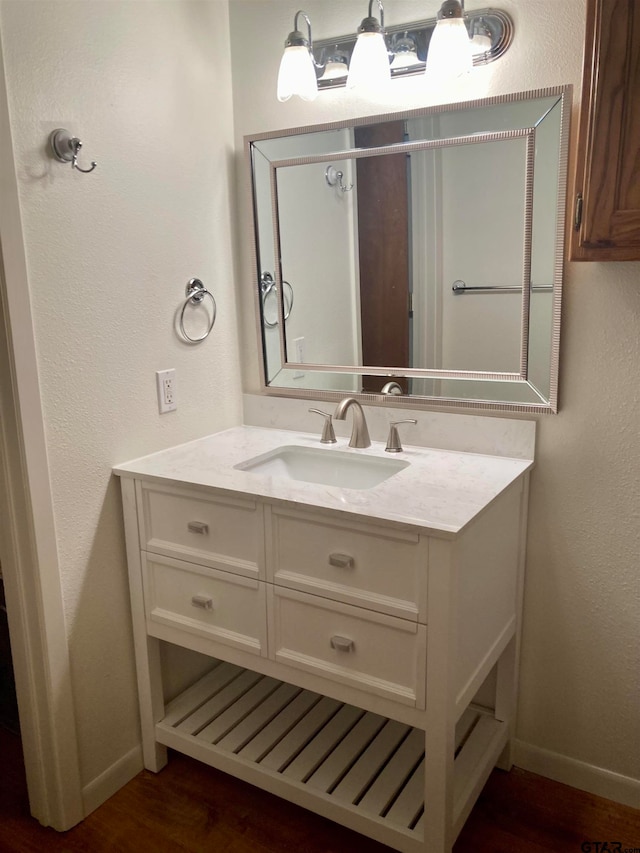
[{"left": 234, "top": 445, "right": 409, "bottom": 490}]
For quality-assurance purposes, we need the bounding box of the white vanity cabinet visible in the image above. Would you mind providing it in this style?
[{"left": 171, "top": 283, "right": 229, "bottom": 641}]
[{"left": 115, "top": 428, "right": 531, "bottom": 853}]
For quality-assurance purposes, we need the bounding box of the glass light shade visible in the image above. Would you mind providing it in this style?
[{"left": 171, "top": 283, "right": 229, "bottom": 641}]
[
  {"left": 390, "top": 36, "right": 421, "bottom": 70},
  {"left": 322, "top": 59, "right": 349, "bottom": 80},
  {"left": 390, "top": 49, "right": 422, "bottom": 69},
  {"left": 277, "top": 46, "right": 318, "bottom": 102},
  {"left": 471, "top": 32, "right": 492, "bottom": 55},
  {"left": 346, "top": 31, "right": 391, "bottom": 90},
  {"left": 425, "top": 18, "right": 473, "bottom": 79}
]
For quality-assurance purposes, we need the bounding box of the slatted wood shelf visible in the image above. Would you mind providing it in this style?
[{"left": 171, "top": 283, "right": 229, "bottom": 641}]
[{"left": 156, "top": 661, "right": 507, "bottom": 853}]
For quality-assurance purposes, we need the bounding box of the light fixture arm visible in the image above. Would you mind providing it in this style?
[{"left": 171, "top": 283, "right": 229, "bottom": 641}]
[
  {"left": 290, "top": 10, "right": 312, "bottom": 47},
  {"left": 359, "top": 0, "right": 385, "bottom": 33},
  {"left": 369, "top": 0, "right": 385, "bottom": 28}
]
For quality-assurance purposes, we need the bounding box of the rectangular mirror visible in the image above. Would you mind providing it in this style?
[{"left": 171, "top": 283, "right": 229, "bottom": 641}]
[{"left": 247, "top": 86, "right": 570, "bottom": 413}]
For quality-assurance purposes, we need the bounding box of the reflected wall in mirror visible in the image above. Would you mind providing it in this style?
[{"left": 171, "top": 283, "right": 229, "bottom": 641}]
[{"left": 247, "top": 87, "right": 570, "bottom": 413}]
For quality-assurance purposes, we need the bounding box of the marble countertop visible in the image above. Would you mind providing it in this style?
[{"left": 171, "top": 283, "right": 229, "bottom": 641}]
[{"left": 113, "top": 425, "right": 533, "bottom": 537}]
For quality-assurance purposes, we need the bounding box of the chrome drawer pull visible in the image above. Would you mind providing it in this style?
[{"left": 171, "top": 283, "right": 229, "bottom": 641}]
[
  {"left": 187, "top": 521, "right": 209, "bottom": 535},
  {"left": 191, "top": 595, "right": 213, "bottom": 610},
  {"left": 330, "top": 635, "right": 355, "bottom": 653},
  {"left": 328, "top": 553, "right": 354, "bottom": 569}
]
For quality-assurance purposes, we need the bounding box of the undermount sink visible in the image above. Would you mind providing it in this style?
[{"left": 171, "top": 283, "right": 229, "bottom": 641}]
[{"left": 234, "top": 445, "right": 409, "bottom": 490}]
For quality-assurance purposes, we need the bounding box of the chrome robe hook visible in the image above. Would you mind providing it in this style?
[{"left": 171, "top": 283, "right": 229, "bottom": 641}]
[
  {"left": 49, "top": 128, "right": 97, "bottom": 174},
  {"left": 325, "top": 165, "right": 353, "bottom": 193}
]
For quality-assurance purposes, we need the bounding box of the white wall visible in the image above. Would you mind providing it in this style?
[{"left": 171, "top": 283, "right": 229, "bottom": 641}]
[
  {"left": 230, "top": 0, "right": 640, "bottom": 799},
  {"left": 0, "top": 0, "right": 241, "bottom": 798}
]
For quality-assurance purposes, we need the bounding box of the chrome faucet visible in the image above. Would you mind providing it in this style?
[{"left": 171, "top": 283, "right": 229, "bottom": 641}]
[{"left": 334, "top": 398, "right": 371, "bottom": 448}]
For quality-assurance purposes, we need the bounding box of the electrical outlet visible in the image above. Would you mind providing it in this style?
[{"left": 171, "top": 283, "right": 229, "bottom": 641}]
[
  {"left": 293, "top": 336, "right": 305, "bottom": 380},
  {"left": 156, "top": 369, "right": 177, "bottom": 413}
]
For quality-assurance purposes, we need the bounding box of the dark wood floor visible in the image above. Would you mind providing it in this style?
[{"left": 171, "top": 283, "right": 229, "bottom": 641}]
[{"left": 1, "top": 725, "right": 638, "bottom": 852}]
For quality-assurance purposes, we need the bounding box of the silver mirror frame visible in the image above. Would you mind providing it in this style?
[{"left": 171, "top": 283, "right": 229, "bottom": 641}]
[{"left": 245, "top": 86, "right": 571, "bottom": 415}]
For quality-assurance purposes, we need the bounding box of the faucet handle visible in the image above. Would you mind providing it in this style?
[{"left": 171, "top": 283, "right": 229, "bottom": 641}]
[
  {"left": 309, "top": 408, "right": 337, "bottom": 444},
  {"left": 385, "top": 419, "right": 417, "bottom": 453}
]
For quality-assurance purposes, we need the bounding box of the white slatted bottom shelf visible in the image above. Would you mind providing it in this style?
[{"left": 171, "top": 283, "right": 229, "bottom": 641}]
[{"left": 156, "top": 661, "right": 506, "bottom": 853}]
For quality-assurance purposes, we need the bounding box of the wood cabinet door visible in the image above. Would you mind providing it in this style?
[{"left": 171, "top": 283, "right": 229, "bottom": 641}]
[{"left": 571, "top": 0, "right": 640, "bottom": 261}]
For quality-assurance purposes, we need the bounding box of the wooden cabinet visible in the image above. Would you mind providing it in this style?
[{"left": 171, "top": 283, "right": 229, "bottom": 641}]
[
  {"left": 118, "top": 474, "right": 529, "bottom": 853},
  {"left": 571, "top": 0, "right": 640, "bottom": 261}
]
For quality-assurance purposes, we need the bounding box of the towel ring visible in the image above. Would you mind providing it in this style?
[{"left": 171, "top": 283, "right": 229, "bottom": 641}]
[
  {"left": 179, "top": 278, "right": 216, "bottom": 343},
  {"left": 260, "top": 272, "right": 293, "bottom": 327}
]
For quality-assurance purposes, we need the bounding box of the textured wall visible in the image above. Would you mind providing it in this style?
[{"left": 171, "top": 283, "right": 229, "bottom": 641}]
[
  {"left": 0, "top": 0, "right": 241, "bottom": 787},
  {"left": 231, "top": 0, "right": 640, "bottom": 785}
]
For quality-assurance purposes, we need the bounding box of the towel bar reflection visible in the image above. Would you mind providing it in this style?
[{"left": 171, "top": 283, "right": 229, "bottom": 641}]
[
  {"left": 179, "top": 278, "right": 216, "bottom": 343},
  {"left": 452, "top": 279, "right": 554, "bottom": 295}
]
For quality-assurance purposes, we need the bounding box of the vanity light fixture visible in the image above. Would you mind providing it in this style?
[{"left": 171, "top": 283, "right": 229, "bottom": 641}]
[
  {"left": 277, "top": 10, "right": 319, "bottom": 102},
  {"left": 276, "top": 6, "right": 514, "bottom": 97},
  {"left": 426, "top": 0, "right": 473, "bottom": 80},
  {"left": 346, "top": 0, "right": 391, "bottom": 90}
]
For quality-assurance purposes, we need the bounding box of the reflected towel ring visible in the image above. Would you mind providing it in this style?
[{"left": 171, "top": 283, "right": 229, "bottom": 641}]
[
  {"left": 260, "top": 272, "right": 294, "bottom": 327},
  {"left": 179, "top": 278, "right": 216, "bottom": 342}
]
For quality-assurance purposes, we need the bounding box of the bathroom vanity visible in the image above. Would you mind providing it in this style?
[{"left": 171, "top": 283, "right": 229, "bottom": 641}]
[{"left": 114, "top": 424, "right": 533, "bottom": 853}]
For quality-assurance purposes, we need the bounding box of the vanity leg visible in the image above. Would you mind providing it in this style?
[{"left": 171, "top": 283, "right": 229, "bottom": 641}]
[
  {"left": 423, "top": 539, "right": 457, "bottom": 853},
  {"left": 496, "top": 473, "right": 529, "bottom": 772},
  {"left": 139, "top": 637, "right": 168, "bottom": 772},
  {"left": 120, "top": 478, "right": 168, "bottom": 772},
  {"left": 423, "top": 718, "right": 455, "bottom": 852},
  {"left": 494, "top": 637, "right": 516, "bottom": 770}
]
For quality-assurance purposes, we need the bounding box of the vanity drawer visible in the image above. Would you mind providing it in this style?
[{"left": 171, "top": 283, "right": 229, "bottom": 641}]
[
  {"left": 268, "top": 587, "right": 426, "bottom": 708},
  {"left": 142, "top": 553, "right": 267, "bottom": 656},
  {"left": 268, "top": 507, "right": 427, "bottom": 621},
  {"left": 137, "top": 482, "right": 264, "bottom": 579}
]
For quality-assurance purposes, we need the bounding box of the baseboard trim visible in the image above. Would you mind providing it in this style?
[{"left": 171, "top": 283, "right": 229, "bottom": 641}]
[
  {"left": 512, "top": 739, "right": 640, "bottom": 809},
  {"left": 78, "top": 738, "right": 640, "bottom": 817},
  {"left": 82, "top": 744, "right": 144, "bottom": 817}
]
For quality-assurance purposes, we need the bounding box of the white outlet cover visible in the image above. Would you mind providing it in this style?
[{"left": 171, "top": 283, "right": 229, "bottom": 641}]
[{"left": 156, "top": 369, "right": 177, "bottom": 413}]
